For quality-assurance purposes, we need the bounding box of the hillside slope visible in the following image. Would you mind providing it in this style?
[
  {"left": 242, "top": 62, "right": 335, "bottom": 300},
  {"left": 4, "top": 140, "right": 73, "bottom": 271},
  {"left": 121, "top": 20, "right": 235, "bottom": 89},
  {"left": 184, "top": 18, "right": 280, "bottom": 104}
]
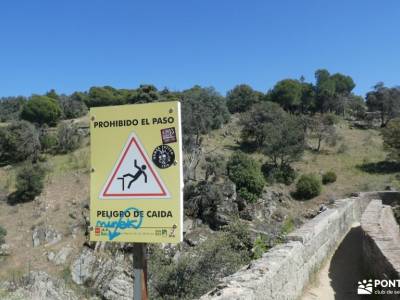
[{"left": 0, "top": 115, "right": 398, "bottom": 299}]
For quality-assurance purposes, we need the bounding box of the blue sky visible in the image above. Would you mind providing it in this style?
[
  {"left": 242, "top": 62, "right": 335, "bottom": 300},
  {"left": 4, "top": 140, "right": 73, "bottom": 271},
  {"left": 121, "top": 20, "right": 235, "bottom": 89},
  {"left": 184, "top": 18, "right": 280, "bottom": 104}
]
[{"left": 0, "top": 0, "right": 399, "bottom": 98}]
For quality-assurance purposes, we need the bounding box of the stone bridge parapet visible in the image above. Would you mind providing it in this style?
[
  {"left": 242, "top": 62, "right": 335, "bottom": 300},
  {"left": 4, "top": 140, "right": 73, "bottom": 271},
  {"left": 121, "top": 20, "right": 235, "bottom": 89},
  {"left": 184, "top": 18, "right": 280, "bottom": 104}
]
[
  {"left": 200, "top": 192, "right": 399, "bottom": 300},
  {"left": 361, "top": 194, "right": 400, "bottom": 281}
]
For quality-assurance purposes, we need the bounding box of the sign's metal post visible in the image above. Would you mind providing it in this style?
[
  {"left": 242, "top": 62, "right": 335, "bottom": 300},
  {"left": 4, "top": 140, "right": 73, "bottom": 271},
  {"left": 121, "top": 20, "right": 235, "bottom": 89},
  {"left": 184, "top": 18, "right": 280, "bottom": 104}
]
[{"left": 133, "top": 243, "right": 148, "bottom": 300}]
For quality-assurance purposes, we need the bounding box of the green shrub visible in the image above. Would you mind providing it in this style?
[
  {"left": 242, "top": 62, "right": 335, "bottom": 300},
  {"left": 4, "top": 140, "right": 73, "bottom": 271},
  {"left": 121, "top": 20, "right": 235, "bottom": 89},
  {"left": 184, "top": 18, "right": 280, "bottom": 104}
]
[
  {"left": 183, "top": 183, "right": 198, "bottom": 216},
  {"left": 197, "top": 183, "right": 225, "bottom": 229},
  {"left": 337, "top": 143, "right": 349, "bottom": 154},
  {"left": 9, "top": 163, "right": 46, "bottom": 203},
  {"left": 57, "top": 122, "right": 83, "bottom": 153},
  {"left": 322, "top": 171, "right": 337, "bottom": 184},
  {"left": 68, "top": 150, "right": 90, "bottom": 171},
  {"left": 222, "top": 219, "right": 253, "bottom": 255},
  {"left": 252, "top": 235, "right": 268, "bottom": 259},
  {"left": 149, "top": 220, "right": 252, "bottom": 299},
  {"left": 183, "top": 181, "right": 228, "bottom": 229},
  {"left": 262, "top": 163, "right": 296, "bottom": 185},
  {"left": 227, "top": 152, "right": 265, "bottom": 202},
  {"left": 39, "top": 128, "right": 58, "bottom": 153},
  {"left": 21, "top": 95, "right": 62, "bottom": 126},
  {"left": 0, "top": 96, "right": 26, "bottom": 122},
  {"left": 0, "top": 225, "right": 6, "bottom": 245},
  {"left": 59, "top": 94, "right": 88, "bottom": 119},
  {"left": 295, "top": 174, "right": 321, "bottom": 200},
  {"left": 0, "top": 121, "right": 41, "bottom": 165},
  {"left": 203, "top": 154, "right": 226, "bottom": 181},
  {"left": 281, "top": 217, "right": 295, "bottom": 235},
  {"left": 237, "top": 188, "right": 258, "bottom": 203}
]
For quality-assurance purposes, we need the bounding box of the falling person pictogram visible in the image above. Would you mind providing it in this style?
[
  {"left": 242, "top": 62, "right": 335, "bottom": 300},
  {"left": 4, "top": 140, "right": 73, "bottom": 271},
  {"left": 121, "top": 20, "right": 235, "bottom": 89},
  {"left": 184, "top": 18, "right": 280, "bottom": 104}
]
[
  {"left": 117, "top": 159, "right": 147, "bottom": 191},
  {"left": 100, "top": 132, "right": 169, "bottom": 198}
]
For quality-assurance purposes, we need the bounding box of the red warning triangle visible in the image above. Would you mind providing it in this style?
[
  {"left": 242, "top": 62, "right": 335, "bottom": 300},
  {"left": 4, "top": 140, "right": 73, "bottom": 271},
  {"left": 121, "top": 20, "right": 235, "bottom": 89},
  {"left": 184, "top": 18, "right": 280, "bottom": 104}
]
[{"left": 100, "top": 132, "right": 169, "bottom": 199}]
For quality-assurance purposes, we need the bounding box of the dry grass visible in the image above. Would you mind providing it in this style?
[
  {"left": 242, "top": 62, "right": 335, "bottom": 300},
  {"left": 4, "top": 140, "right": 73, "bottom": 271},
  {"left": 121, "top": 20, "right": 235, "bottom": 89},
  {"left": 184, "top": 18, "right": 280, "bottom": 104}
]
[
  {"left": 202, "top": 116, "right": 400, "bottom": 212},
  {"left": 295, "top": 121, "right": 399, "bottom": 198},
  {"left": 49, "top": 146, "right": 90, "bottom": 175},
  {"left": 0, "top": 147, "right": 90, "bottom": 282}
]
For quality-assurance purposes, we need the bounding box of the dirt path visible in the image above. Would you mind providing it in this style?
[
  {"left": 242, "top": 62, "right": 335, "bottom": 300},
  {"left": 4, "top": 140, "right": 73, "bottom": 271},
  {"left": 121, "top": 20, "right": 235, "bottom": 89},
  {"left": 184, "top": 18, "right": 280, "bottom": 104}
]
[{"left": 302, "top": 225, "right": 368, "bottom": 300}]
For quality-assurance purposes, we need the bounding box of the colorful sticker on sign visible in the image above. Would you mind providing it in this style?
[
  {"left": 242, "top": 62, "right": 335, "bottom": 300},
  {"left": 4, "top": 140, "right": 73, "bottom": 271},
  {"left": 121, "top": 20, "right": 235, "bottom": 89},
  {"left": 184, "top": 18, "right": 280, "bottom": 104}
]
[{"left": 161, "top": 127, "right": 177, "bottom": 144}]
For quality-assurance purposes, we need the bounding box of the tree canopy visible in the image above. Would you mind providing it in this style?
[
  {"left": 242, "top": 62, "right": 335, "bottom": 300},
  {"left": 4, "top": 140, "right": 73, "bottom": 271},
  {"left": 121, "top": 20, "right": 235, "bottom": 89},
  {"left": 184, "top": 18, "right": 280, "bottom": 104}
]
[
  {"left": 84, "top": 86, "right": 128, "bottom": 107},
  {"left": 21, "top": 95, "right": 62, "bottom": 126},
  {"left": 226, "top": 84, "right": 261, "bottom": 113},
  {"left": 181, "top": 86, "right": 230, "bottom": 148},
  {"left": 269, "top": 79, "right": 303, "bottom": 112},
  {"left": 59, "top": 93, "right": 88, "bottom": 119},
  {"left": 366, "top": 83, "right": 400, "bottom": 127},
  {"left": 382, "top": 118, "right": 400, "bottom": 161},
  {"left": 127, "top": 84, "right": 161, "bottom": 104},
  {"left": 241, "top": 101, "right": 285, "bottom": 148},
  {"left": 314, "top": 69, "right": 356, "bottom": 114},
  {"left": 266, "top": 70, "right": 355, "bottom": 114},
  {"left": 241, "top": 101, "right": 305, "bottom": 167}
]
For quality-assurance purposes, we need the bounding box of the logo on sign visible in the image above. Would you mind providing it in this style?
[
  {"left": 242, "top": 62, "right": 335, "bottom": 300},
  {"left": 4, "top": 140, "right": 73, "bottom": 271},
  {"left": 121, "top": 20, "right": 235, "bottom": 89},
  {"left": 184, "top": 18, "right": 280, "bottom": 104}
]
[
  {"left": 152, "top": 145, "right": 175, "bottom": 169},
  {"left": 357, "top": 279, "right": 373, "bottom": 295}
]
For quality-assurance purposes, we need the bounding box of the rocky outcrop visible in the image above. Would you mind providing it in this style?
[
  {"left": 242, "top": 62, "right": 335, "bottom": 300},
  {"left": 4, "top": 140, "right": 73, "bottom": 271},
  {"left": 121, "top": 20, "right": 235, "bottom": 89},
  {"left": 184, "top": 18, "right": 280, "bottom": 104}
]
[
  {"left": 48, "top": 246, "right": 73, "bottom": 265},
  {"left": 241, "top": 186, "right": 295, "bottom": 241},
  {"left": 1, "top": 271, "right": 79, "bottom": 300},
  {"left": 70, "top": 247, "right": 133, "bottom": 300},
  {"left": 103, "top": 273, "right": 134, "bottom": 300},
  {"left": 0, "top": 243, "right": 11, "bottom": 256},
  {"left": 32, "top": 224, "right": 62, "bottom": 247},
  {"left": 244, "top": 188, "right": 289, "bottom": 221},
  {"left": 211, "top": 180, "right": 239, "bottom": 227},
  {"left": 184, "top": 226, "right": 214, "bottom": 246},
  {"left": 70, "top": 248, "right": 96, "bottom": 284}
]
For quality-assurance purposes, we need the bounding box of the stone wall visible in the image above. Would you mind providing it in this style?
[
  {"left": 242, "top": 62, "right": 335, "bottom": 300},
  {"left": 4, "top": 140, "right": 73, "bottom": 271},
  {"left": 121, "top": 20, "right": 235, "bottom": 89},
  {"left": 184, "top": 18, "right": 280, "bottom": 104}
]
[
  {"left": 200, "top": 193, "right": 372, "bottom": 300},
  {"left": 361, "top": 199, "right": 400, "bottom": 281}
]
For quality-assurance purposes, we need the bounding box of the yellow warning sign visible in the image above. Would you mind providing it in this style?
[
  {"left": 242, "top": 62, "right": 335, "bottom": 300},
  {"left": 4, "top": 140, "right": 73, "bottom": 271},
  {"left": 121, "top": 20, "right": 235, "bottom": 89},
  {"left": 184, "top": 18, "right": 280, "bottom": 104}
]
[{"left": 89, "top": 102, "right": 183, "bottom": 243}]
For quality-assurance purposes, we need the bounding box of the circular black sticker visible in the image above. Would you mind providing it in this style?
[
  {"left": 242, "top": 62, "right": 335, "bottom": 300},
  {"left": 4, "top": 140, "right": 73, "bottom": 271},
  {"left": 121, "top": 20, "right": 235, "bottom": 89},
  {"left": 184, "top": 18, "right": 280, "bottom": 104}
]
[{"left": 152, "top": 145, "right": 175, "bottom": 169}]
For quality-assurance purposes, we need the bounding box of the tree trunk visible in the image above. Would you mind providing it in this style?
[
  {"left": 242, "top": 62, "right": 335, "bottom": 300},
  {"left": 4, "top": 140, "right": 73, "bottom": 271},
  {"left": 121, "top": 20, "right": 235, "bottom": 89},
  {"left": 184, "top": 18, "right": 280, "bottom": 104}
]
[{"left": 317, "top": 136, "right": 322, "bottom": 152}]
